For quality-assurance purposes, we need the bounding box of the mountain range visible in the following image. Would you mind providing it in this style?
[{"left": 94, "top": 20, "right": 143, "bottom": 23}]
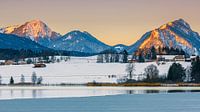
[
  {"left": 0, "top": 20, "right": 110, "bottom": 54},
  {"left": 0, "top": 19, "right": 200, "bottom": 57}
]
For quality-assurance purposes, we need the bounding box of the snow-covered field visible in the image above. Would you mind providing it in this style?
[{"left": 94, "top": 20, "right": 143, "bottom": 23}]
[{"left": 0, "top": 56, "right": 191, "bottom": 84}]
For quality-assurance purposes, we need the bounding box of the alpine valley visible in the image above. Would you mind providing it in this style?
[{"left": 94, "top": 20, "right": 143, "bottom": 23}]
[{"left": 0, "top": 19, "right": 200, "bottom": 59}]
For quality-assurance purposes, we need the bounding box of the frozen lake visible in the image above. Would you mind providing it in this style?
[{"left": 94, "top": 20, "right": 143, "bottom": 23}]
[
  {"left": 0, "top": 86, "right": 200, "bottom": 100},
  {"left": 0, "top": 86, "right": 200, "bottom": 112},
  {"left": 0, "top": 92, "right": 200, "bottom": 112}
]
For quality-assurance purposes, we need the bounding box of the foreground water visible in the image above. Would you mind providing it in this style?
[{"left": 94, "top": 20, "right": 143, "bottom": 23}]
[
  {"left": 0, "top": 86, "right": 200, "bottom": 112},
  {"left": 0, "top": 93, "right": 200, "bottom": 112}
]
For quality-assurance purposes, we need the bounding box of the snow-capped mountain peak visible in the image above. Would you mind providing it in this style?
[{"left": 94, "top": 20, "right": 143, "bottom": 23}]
[
  {"left": 49, "top": 30, "right": 110, "bottom": 53},
  {"left": 13, "top": 19, "right": 61, "bottom": 41},
  {"left": 0, "top": 19, "right": 61, "bottom": 42},
  {"left": 159, "top": 19, "right": 192, "bottom": 36},
  {"left": 128, "top": 19, "right": 200, "bottom": 55},
  {"left": 21, "top": 19, "right": 52, "bottom": 39}
]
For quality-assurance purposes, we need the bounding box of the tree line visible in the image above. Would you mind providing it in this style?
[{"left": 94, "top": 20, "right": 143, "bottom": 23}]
[
  {"left": 97, "top": 50, "right": 128, "bottom": 63},
  {"left": 0, "top": 48, "right": 96, "bottom": 61},
  {"left": 0, "top": 72, "right": 43, "bottom": 85},
  {"left": 167, "top": 56, "right": 200, "bottom": 83}
]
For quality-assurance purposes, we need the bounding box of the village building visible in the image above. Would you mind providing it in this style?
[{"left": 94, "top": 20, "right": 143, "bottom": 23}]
[
  {"left": 156, "top": 55, "right": 185, "bottom": 62},
  {"left": 4, "top": 60, "right": 16, "bottom": 65}
]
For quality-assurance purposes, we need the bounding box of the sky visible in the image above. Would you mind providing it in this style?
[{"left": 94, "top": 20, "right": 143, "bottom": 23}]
[{"left": 0, "top": 0, "right": 200, "bottom": 46}]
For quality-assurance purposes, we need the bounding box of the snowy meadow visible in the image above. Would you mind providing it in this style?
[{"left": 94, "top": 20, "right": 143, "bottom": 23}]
[{"left": 0, "top": 56, "right": 191, "bottom": 84}]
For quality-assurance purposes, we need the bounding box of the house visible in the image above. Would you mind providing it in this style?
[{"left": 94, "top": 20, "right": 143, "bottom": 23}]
[
  {"left": 184, "top": 55, "right": 198, "bottom": 62},
  {"left": 174, "top": 55, "right": 185, "bottom": 61},
  {"left": 5, "top": 60, "right": 16, "bottom": 65},
  {"left": 0, "top": 60, "right": 5, "bottom": 65},
  {"left": 157, "top": 55, "right": 185, "bottom": 62},
  {"left": 17, "top": 60, "right": 27, "bottom": 65},
  {"left": 191, "top": 55, "right": 197, "bottom": 61},
  {"left": 33, "top": 63, "right": 46, "bottom": 68}
]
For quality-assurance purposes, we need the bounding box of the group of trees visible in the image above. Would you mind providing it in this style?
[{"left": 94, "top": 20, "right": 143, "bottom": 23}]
[
  {"left": 97, "top": 54, "right": 120, "bottom": 63},
  {"left": 159, "top": 47, "right": 185, "bottom": 55},
  {"left": 125, "top": 56, "right": 200, "bottom": 83},
  {"left": 191, "top": 56, "right": 200, "bottom": 82},
  {"left": 138, "top": 52, "right": 145, "bottom": 63},
  {"left": 167, "top": 63, "right": 185, "bottom": 82},
  {"left": 167, "top": 56, "right": 200, "bottom": 83},
  {"left": 141, "top": 62, "right": 197, "bottom": 83},
  {"left": 26, "top": 56, "right": 71, "bottom": 64},
  {"left": 31, "top": 72, "right": 43, "bottom": 84},
  {"left": 125, "top": 62, "right": 185, "bottom": 83},
  {"left": 144, "top": 47, "right": 157, "bottom": 60},
  {"left": 134, "top": 47, "right": 157, "bottom": 63},
  {"left": 125, "top": 63, "right": 160, "bottom": 82},
  {"left": 97, "top": 50, "right": 128, "bottom": 63},
  {"left": 7, "top": 72, "right": 43, "bottom": 85},
  {"left": 0, "top": 48, "right": 92, "bottom": 64},
  {"left": 0, "top": 49, "right": 56, "bottom": 61}
]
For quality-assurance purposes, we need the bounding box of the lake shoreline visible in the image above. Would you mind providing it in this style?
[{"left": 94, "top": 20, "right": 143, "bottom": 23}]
[
  {"left": 87, "top": 82, "right": 200, "bottom": 87},
  {"left": 2, "top": 82, "right": 200, "bottom": 87},
  {"left": 1, "top": 85, "right": 200, "bottom": 91}
]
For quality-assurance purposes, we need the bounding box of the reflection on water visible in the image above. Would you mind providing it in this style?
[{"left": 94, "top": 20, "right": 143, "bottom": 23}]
[
  {"left": 0, "top": 88, "right": 200, "bottom": 100},
  {"left": 10, "top": 90, "right": 13, "bottom": 98},
  {"left": 167, "top": 90, "right": 200, "bottom": 93},
  {"left": 21, "top": 90, "right": 24, "bottom": 97},
  {"left": 126, "top": 90, "right": 200, "bottom": 95},
  {"left": 32, "top": 90, "right": 36, "bottom": 98},
  {"left": 190, "top": 90, "right": 200, "bottom": 92},
  {"left": 126, "top": 90, "right": 162, "bottom": 94}
]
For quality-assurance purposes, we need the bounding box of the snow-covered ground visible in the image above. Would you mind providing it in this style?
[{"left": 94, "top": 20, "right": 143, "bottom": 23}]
[{"left": 0, "top": 56, "right": 191, "bottom": 84}]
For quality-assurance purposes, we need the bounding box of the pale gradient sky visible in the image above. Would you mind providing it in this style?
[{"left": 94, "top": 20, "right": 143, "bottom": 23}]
[{"left": 0, "top": 0, "right": 200, "bottom": 45}]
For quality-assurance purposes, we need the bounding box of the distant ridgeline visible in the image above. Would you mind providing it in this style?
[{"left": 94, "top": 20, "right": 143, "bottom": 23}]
[{"left": 0, "top": 48, "right": 95, "bottom": 60}]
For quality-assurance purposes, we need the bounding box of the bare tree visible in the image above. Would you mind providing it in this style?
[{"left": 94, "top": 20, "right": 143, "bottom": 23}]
[
  {"left": 31, "top": 72, "right": 37, "bottom": 84},
  {"left": 144, "top": 64, "right": 159, "bottom": 80},
  {"left": 185, "top": 66, "right": 192, "bottom": 82},
  {"left": 37, "top": 76, "right": 43, "bottom": 84},
  {"left": 20, "top": 74, "right": 25, "bottom": 83},
  {"left": 104, "top": 54, "right": 109, "bottom": 63},
  {"left": 97, "top": 54, "right": 103, "bottom": 63},
  {"left": 126, "top": 62, "right": 135, "bottom": 79},
  {"left": 0, "top": 75, "right": 2, "bottom": 85}
]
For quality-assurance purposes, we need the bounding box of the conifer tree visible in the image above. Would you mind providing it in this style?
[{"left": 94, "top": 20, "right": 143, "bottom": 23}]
[
  {"left": 10, "top": 76, "right": 14, "bottom": 85},
  {"left": 167, "top": 63, "right": 185, "bottom": 82},
  {"left": 191, "top": 56, "right": 200, "bottom": 82}
]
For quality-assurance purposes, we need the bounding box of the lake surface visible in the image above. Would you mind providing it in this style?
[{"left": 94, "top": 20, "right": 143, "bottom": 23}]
[
  {"left": 0, "top": 86, "right": 200, "bottom": 112},
  {"left": 0, "top": 93, "right": 200, "bottom": 112}
]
